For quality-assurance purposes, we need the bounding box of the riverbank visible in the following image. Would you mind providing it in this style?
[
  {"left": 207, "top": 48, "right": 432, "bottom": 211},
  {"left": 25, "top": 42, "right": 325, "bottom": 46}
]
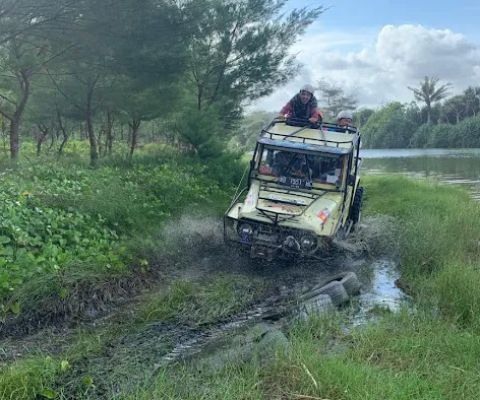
[{"left": 1, "top": 168, "right": 480, "bottom": 399}]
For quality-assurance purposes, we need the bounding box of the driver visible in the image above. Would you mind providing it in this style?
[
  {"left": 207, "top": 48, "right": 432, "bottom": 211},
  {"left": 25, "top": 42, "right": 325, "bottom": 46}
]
[{"left": 279, "top": 84, "right": 323, "bottom": 124}]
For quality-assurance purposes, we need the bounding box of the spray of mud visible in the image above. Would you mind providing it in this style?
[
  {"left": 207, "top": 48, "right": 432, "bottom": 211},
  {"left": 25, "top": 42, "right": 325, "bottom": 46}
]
[
  {"left": 161, "top": 214, "right": 225, "bottom": 253},
  {"left": 158, "top": 213, "right": 401, "bottom": 281},
  {"left": 334, "top": 215, "right": 400, "bottom": 260}
]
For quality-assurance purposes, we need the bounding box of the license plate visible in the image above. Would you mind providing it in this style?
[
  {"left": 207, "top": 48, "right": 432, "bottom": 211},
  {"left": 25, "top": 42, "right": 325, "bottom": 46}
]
[{"left": 278, "top": 176, "right": 312, "bottom": 189}]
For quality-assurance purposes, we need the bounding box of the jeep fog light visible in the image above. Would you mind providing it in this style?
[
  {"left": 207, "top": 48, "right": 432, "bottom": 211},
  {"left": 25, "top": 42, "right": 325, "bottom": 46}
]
[
  {"left": 300, "top": 235, "right": 317, "bottom": 251},
  {"left": 238, "top": 223, "right": 253, "bottom": 243}
]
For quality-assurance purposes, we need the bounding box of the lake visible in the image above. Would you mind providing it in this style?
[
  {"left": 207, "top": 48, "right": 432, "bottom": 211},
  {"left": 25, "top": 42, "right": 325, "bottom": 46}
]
[{"left": 361, "top": 148, "right": 480, "bottom": 201}]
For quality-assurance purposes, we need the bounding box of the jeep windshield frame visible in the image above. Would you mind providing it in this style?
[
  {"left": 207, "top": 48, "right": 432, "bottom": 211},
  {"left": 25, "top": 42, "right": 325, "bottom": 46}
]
[{"left": 251, "top": 142, "right": 350, "bottom": 192}]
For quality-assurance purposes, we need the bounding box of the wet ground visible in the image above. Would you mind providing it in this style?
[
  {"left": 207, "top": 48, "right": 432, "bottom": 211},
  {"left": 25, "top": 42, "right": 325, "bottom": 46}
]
[{"left": 0, "top": 215, "right": 408, "bottom": 398}]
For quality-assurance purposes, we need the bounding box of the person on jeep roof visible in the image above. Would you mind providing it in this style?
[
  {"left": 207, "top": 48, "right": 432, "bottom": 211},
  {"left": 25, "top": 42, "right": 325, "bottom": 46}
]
[
  {"left": 336, "top": 110, "right": 353, "bottom": 127},
  {"left": 279, "top": 84, "right": 322, "bottom": 124}
]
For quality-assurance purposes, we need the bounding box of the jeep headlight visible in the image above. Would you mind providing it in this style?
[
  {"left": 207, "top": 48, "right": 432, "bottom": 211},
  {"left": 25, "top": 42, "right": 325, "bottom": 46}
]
[
  {"left": 300, "top": 234, "right": 317, "bottom": 252},
  {"left": 238, "top": 223, "right": 254, "bottom": 243}
]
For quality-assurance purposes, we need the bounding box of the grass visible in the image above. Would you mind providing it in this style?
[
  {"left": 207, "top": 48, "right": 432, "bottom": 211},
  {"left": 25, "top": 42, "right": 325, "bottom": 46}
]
[
  {"left": 139, "top": 274, "right": 267, "bottom": 325},
  {"left": 120, "top": 175, "right": 480, "bottom": 399},
  {"left": 0, "top": 273, "right": 268, "bottom": 399},
  {"left": 3, "top": 170, "right": 480, "bottom": 399}
]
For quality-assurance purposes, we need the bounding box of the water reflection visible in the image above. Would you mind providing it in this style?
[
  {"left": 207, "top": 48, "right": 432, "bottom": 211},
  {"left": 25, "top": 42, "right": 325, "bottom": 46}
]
[{"left": 361, "top": 148, "right": 480, "bottom": 200}]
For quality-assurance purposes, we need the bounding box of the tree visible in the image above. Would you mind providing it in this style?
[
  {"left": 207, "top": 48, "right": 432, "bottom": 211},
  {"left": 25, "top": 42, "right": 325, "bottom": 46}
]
[
  {"left": 441, "top": 95, "right": 465, "bottom": 124},
  {"left": 232, "top": 110, "right": 274, "bottom": 150},
  {"left": 183, "top": 0, "right": 323, "bottom": 119},
  {"left": 463, "top": 87, "right": 480, "bottom": 118},
  {"left": 353, "top": 108, "right": 374, "bottom": 128},
  {"left": 0, "top": 0, "right": 75, "bottom": 160},
  {"left": 361, "top": 102, "right": 418, "bottom": 148},
  {"left": 44, "top": 0, "right": 186, "bottom": 165},
  {"left": 316, "top": 79, "right": 357, "bottom": 120},
  {"left": 0, "top": 0, "right": 74, "bottom": 45},
  {"left": 113, "top": 78, "right": 180, "bottom": 159},
  {"left": 408, "top": 76, "right": 451, "bottom": 124}
]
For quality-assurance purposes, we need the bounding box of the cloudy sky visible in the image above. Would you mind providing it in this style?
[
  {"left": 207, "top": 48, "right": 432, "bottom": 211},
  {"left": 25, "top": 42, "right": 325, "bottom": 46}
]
[{"left": 251, "top": 0, "right": 480, "bottom": 111}]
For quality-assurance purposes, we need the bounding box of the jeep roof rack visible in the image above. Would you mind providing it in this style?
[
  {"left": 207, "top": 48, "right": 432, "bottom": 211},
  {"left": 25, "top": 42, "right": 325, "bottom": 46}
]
[{"left": 259, "top": 120, "right": 360, "bottom": 153}]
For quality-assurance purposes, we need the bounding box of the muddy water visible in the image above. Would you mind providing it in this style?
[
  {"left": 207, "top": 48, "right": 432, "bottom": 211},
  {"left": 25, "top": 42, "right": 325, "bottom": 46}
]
[{"left": 348, "top": 259, "right": 409, "bottom": 326}]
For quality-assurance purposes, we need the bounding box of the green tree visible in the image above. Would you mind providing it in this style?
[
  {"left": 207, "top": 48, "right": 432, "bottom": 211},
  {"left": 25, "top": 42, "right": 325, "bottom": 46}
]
[
  {"left": 408, "top": 76, "right": 451, "bottom": 124},
  {"left": 316, "top": 79, "right": 357, "bottom": 120},
  {"left": 232, "top": 110, "right": 274, "bottom": 150},
  {"left": 183, "top": 0, "right": 323, "bottom": 118},
  {"left": 0, "top": 0, "right": 74, "bottom": 160},
  {"left": 45, "top": 0, "right": 186, "bottom": 165},
  {"left": 441, "top": 95, "right": 465, "bottom": 124},
  {"left": 361, "top": 102, "right": 418, "bottom": 148},
  {"left": 353, "top": 108, "right": 374, "bottom": 128},
  {"left": 463, "top": 86, "right": 480, "bottom": 118}
]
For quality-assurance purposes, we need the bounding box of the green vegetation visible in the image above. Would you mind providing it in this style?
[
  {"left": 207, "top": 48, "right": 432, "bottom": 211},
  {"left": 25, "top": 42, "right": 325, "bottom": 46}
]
[
  {"left": 0, "top": 273, "right": 267, "bottom": 400},
  {"left": 0, "top": 0, "right": 323, "bottom": 164},
  {"left": 0, "top": 143, "right": 239, "bottom": 319},
  {"left": 2, "top": 174, "right": 480, "bottom": 399},
  {"left": 357, "top": 82, "right": 480, "bottom": 148},
  {"left": 125, "top": 176, "right": 480, "bottom": 399}
]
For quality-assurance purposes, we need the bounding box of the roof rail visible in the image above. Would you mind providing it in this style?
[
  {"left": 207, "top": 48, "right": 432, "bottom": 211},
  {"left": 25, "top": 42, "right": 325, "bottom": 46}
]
[{"left": 260, "top": 119, "right": 360, "bottom": 148}]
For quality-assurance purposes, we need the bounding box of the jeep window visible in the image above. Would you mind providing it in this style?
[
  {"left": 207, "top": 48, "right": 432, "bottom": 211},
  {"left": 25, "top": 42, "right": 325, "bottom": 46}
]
[{"left": 258, "top": 148, "right": 345, "bottom": 187}]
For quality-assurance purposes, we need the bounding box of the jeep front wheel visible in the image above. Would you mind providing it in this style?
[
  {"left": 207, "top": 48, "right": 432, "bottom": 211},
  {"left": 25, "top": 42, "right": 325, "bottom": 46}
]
[{"left": 350, "top": 186, "right": 364, "bottom": 228}]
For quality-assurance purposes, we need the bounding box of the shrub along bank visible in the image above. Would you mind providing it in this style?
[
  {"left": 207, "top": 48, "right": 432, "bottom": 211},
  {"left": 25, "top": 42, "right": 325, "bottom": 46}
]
[{"left": 0, "top": 143, "right": 242, "bottom": 320}]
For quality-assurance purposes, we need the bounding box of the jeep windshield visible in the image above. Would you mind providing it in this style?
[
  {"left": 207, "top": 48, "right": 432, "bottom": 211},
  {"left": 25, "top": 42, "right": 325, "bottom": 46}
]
[{"left": 257, "top": 147, "right": 346, "bottom": 189}]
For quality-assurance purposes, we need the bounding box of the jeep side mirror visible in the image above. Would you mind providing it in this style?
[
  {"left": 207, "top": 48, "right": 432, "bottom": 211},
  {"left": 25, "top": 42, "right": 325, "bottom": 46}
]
[{"left": 348, "top": 174, "right": 355, "bottom": 186}]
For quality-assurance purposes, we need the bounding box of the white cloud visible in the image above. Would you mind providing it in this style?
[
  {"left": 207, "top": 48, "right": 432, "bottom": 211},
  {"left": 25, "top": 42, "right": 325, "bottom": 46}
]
[{"left": 250, "top": 24, "right": 480, "bottom": 112}]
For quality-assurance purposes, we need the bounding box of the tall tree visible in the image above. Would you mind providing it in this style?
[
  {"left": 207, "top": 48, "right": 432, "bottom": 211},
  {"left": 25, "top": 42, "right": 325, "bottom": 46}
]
[
  {"left": 441, "top": 95, "right": 465, "bottom": 124},
  {"left": 408, "top": 76, "right": 451, "bottom": 124},
  {"left": 45, "top": 0, "right": 186, "bottom": 165},
  {"left": 463, "top": 86, "right": 480, "bottom": 118},
  {"left": 183, "top": 0, "right": 323, "bottom": 119},
  {"left": 0, "top": 0, "right": 74, "bottom": 160},
  {"left": 0, "top": 0, "right": 74, "bottom": 45},
  {"left": 316, "top": 79, "right": 357, "bottom": 120}
]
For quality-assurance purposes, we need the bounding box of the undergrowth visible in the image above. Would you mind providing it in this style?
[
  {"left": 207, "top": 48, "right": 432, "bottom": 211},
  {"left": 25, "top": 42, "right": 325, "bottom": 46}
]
[{"left": 0, "top": 143, "right": 241, "bottom": 318}]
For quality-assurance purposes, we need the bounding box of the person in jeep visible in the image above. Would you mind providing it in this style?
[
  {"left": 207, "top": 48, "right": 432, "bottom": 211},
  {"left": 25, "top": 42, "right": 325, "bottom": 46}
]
[
  {"left": 336, "top": 110, "right": 353, "bottom": 127},
  {"left": 279, "top": 84, "right": 323, "bottom": 124}
]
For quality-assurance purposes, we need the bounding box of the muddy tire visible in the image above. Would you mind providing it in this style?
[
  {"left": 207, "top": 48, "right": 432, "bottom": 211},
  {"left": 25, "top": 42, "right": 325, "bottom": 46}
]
[
  {"left": 301, "top": 294, "right": 334, "bottom": 317},
  {"left": 313, "top": 281, "right": 349, "bottom": 307},
  {"left": 338, "top": 272, "right": 361, "bottom": 296},
  {"left": 350, "top": 186, "right": 364, "bottom": 229}
]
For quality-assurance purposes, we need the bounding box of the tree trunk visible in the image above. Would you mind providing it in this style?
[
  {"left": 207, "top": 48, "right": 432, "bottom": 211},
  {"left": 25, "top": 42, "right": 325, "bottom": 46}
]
[
  {"left": 57, "top": 108, "right": 68, "bottom": 156},
  {"left": 128, "top": 118, "right": 141, "bottom": 160},
  {"left": 9, "top": 70, "right": 31, "bottom": 161},
  {"left": 36, "top": 125, "right": 49, "bottom": 156},
  {"left": 197, "top": 85, "right": 203, "bottom": 111},
  {"left": 9, "top": 118, "right": 20, "bottom": 161},
  {"left": 105, "top": 111, "right": 114, "bottom": 156},
  {"left": 48, "top": 126, "right": 55, "bottom": 150},
  {"left": 86, "top": 82, "right": 98, "bottom": 166}
]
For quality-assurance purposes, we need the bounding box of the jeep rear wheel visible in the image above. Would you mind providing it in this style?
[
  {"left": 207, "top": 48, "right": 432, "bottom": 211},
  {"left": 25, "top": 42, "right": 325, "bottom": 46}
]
[{"left": 350, "top": 186, "right": 364, "bottom": 228}]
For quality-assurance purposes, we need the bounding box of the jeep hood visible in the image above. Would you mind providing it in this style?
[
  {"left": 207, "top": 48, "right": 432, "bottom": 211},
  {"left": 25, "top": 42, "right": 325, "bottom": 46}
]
[{"left": 235, "top": 181, "right": 344, "bottom": 235}]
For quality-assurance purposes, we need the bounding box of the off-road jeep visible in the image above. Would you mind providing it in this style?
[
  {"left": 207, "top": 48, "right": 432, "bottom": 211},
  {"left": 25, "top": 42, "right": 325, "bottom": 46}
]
[{"left": 224, "top": 117, "right": 363, "bottom": 260}]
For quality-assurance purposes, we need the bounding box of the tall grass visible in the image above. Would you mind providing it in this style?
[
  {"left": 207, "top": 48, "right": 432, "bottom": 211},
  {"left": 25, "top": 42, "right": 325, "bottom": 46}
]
[{"left": 133, "top": 176, "right": 480, "bottom": 399}]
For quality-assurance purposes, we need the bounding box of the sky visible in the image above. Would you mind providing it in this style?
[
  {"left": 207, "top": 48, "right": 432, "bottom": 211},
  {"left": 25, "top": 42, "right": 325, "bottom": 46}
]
[{"left": 251, "top": 0, "right": 480, "bottom": 112}]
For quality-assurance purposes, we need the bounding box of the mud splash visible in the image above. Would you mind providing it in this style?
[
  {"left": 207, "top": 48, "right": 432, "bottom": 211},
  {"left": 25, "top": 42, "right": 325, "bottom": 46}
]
[{"left": 149, "top": 215, "right": 406, "bottom": 365}]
